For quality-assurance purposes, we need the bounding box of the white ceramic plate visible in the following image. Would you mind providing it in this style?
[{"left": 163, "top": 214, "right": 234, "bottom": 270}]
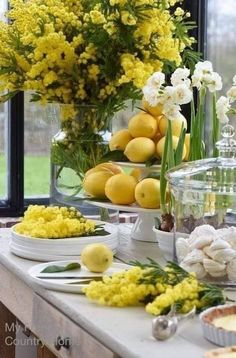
[
  {"left": 10, "top": 243, "right": 117, "bottom": 262},
  {"left": 28, "top": 260, "right": 130, "bottom": 293},
  {"left": 11, "top": 221, "right": 118, "bottom": 246},
  {"left": 87, "top": 200, "right": 161, "bottom": 213},
  {"left": 111, "top": 161, "right": 161, "bottom": 170}
]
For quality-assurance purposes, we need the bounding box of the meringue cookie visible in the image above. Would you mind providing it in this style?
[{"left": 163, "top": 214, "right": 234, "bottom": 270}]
[
  {"left": 189, "top": 235, "right": 214, "bottom": 250},
  {"left": 182, "top": 249, "right": 207, "bottom": 265},
  {"left": 210, "top": 248, "right": 236, "bottom": 263},
  {"left": 210, "top": 238, "right": 231, "bottom": 251},
  {"left": 189, "top": 225, "right": 217, "bottom": 244},
  {"left": 176, "top": 238, "right": 190, "bottom": 262},
  {"left": 180, "top": 262, "right": 206, "bottom": 279},
  {"left": 203, "top": 258, "right": 226, "bottom": 277},
  {"left": 203, "top": 245, "right": 214, "bottom": 258},
  {"left": 227, "top": 258, "right": 236, "bottom": 281}
]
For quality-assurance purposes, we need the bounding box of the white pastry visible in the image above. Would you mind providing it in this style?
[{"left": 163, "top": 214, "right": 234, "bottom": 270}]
[
  {"left": 181, "top": 262, "right": 206, "bottom": 279},
  {"left": 210, "top": 238, "right": 231, "bottom": 251},
  {"left": 203, "top": 258, "right": 227, "bottom": 277},
  {"left": 227, "top": 258, "right": 236, "bottom": 281},
  {"left": 203, "top": 245, "right": 214, "bottom": 258},
  {"left": 176, "top": 238, "right": 190, "bottom": 261},
  {"left": 211, "top": 248, "right": 236, "bottom": 263},
  {"left": 218, "top": 227, "right": 236, "bottom": 248},
  {"left": 182, "top": 249, "right": 207, "bottom": 265},
  {"left": 189, "top": 225, "right": 217, "bottom": 244},
  {"left": 189, "top": 235, "right": 214, "bottom": 250}
]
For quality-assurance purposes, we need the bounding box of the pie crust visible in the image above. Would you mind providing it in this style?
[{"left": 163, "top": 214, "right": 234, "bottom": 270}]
[{"left": 205, "top": 346, "right": 236, "bottom": 357}]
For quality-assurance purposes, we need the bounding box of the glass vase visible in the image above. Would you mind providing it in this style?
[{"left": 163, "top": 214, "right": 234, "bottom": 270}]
[{"left": 49, "top": 104, "right": 119, "bottom": 223}]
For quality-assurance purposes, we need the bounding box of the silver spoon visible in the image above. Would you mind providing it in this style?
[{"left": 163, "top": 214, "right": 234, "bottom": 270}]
[{"left": 152, "top": 306, "right": 196, "bottom": 341}]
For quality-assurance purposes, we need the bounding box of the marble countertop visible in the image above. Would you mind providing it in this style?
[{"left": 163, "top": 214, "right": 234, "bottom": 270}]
[{"left": 0, "top": 226, "right": 235, "bottom": 358}]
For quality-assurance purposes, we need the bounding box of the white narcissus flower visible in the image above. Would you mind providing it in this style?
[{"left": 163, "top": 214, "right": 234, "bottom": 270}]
[
  {"left": 195, "top": 60, "right": 213, "bottom": 74},
  {"left": 172, "top": 83, "right": 192, "bottom": 105},
  {"left": 146, "top": 71, "right": 165, "bottom": 89},
  {"left": 142, "top": 85, "right": 161, "bottom": 107},
  {"left": 171, "top": 67, "right": 190, "bottom": 87},
  {"left": 227, "top": 86, "right": 236, "bottom": 102},
  {"left": 206, "top": 72, "right": 222, "bottom": 92},
  {"left": 216, "top": 96, "right": 230, "bottom": 124},
  {"left": 233, "top": 75, "right": 236, "bottom": 85},
  {"left": 163, "top": 104, "right": 182, "bottom": 121},
  {"left": 191, "top": 70, "right": 202, "bottom": 89}
]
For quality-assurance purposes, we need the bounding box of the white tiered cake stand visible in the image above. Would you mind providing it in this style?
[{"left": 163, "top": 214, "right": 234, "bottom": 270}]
[{"left": 87, "top": 161, "right": 161, "bottom": 243}]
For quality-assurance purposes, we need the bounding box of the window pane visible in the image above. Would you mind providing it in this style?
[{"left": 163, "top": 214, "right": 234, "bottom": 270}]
[
  {"left": 207, "top": 0, "right": 236, "bottom": 88},
  {"left": 24, "top": 95, "right": 58, "bottom": 198}
]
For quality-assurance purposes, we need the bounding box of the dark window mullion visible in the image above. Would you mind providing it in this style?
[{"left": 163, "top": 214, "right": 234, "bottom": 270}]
[{"left": 1, "top": 92, "right": 25, "bottom": 217}]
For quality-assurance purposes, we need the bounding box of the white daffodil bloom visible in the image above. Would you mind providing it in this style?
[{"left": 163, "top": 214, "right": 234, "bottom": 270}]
[
  {"left": 172, "top": 83, "right": 192, "bottom": 105},
  {"left": 216, "top": 96, "right": 230, "bottom": 124},
  {"left": 191, "top": 70, "right": 202, "bottom": 89},
  {"left": 195, "top": 60, "right": 213, "bottom": 75},
  {"left": 171, "top": 67, "right": 191, "bottom": 87},
  {"left": 206, "top": 72, "right": 223, "bottom": 92},
  {"left": 146, "top": 71, "right": 165, "bottom": 89},
  {"left": 227, "top": 86, "right": 236, "bottom": 103},
  {"left": 233, "top": 74, "right": 236, "bottom": 85},
  {"left": 163, "top": 104, "right": 182, "bottom": 121},
  {"left": 142, "top": 85, "right": 161, "bottom": 107}
]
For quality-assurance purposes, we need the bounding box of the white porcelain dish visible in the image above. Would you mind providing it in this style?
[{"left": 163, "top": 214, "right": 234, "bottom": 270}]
[
  {"left": 200, "top": 304, "right": 236, "bottom": 347},
  {"left": 28, "top": 260, "right": 130, "bottom": 293},
  {"left": 10, "top": 221, "right": 119, "bottom": 261},
  {"left": 88, "top": 200, "right": 161, "bottom": 214},
  {"left": 10, "top": 244, "right": 117, "bottom": 262}
]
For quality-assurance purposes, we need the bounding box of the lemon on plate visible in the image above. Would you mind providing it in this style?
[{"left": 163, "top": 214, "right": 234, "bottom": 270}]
[
  {"left": 81, "top": 243, "right": 113, "bottom": 273},
  {"left": 128, "top": 112, "right": 158, "bottom": 138},
  {"left": 82, "top": 171, "right": 113, "bottom": 199},
  {"left": 124, "top": 137, "right": 156, "bottom": 163},
  {"left": 142, "top": 98, "right": 163, "bottom": 118},
  {"left": 105, "top": 173, "right": 137, "bottom": 205},
  {"left": 158, "top": 113, "right": 187, "bottom": 137},
  {"left": 135, "top": 178, "right": 161, "bottom": 209},
  {"left": 156, "top": 135, "right": 186, "bottom": 159},
  {"left": 109, "top": 129, "right": 133, "bottom": 151}
]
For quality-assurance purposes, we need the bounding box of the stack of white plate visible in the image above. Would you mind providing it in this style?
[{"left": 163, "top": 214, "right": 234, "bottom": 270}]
[{"left": 10, "top": 221, "right": 118, "bottom": 262}]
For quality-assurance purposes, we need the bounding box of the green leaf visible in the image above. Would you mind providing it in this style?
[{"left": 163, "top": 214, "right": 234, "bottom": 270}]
[
  {"left": 41, "top": 262, "right": 81, "bottom": 273},
  {"left": 145, "top": 172, "right": 160, "bottom": 180},
  {"left": 145, "top": 157, "right": 161, "bottom": 167},
  {"left": 100, "top": 150, "right": 128, "bottom": 162}
]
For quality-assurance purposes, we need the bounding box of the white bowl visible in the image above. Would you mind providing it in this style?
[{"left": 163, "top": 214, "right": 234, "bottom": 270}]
[
  {"left": 153, "top": 226, "right": 189, "bottom": 261},
  {"left": 200, "top": 304, "right": 236, "bottom": 347}
]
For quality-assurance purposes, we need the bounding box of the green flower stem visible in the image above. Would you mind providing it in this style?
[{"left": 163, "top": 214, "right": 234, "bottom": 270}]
[
  {"left": 160, "top": 121, "right": 170, "bottom": 214},
  {"left": 198, "top": 87, "right": 206, "bottom": 159},
  {"left": 212, "top": 92, "right": 219, "bottom": 157}
]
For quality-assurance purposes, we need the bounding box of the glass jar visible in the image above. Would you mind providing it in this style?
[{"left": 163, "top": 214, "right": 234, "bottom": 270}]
[
  {"left": 48, "top": 104, "right": 119, "bottom": 223},
  {"left": 166, "top": 125, "right": 236, "bottom": 286}
]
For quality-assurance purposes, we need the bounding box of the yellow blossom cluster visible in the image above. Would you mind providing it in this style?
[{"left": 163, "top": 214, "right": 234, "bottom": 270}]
[
  {"left": 84, "top": 263, "right": 225, "bottom": 315},
  {"left": 0, "top": 0, "right": 194, "bottom": 117},
  {"left": 15, "top": 205, "right": 96, "bottom": 239}
]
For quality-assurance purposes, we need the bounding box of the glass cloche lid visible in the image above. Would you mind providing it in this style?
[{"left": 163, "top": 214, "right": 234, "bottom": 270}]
[{"left": 166, "top": 125, "right": 236, "bottom": 194}]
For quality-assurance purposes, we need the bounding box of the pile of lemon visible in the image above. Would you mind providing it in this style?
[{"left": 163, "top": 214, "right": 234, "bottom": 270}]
[
  {"left": 109, "top": 100, "right": 189, "bottom": 162},
  {"left": 82, "top": 162, "right": 161, "bottom": 209}
]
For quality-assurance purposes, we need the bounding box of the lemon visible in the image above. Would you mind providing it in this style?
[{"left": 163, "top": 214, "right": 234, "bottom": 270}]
[
  {"left": 95, "top": 162, "right": 123, "bottom": 175},
  {"left": 81, "top": 243, "right": 113, "bottom": 273},
  {"left": 82, "top": 171, "right": 113, "bottom": 198},
  {"left": 184, "top": 133, "right": 190, "bottom": 161},
  {"left": 158, "top": 113, "right": 187, "bottom": 137},
  {"left": 129, "top": 168, "right": 142, "bottom": 181},
  {"left": 156, "top": 135, "right": 186, "bottom": 159},
  {"left": 142, "top": 98, "right": 163, "bottom": 118},
  {"left": 105, "top": 173, "right": 137, "bottom": 205},
  {"left": 128, "top": 112, "right": 158, "bottom": 138},
  {"left": 135, "top": 178, "right": 161, "bottom": 209},
  {"left": 109, "top": 129, "right": 133, "bottom": 151},
  {"left": 124, "top": 137, "right": 155, "bottom": 163}
]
